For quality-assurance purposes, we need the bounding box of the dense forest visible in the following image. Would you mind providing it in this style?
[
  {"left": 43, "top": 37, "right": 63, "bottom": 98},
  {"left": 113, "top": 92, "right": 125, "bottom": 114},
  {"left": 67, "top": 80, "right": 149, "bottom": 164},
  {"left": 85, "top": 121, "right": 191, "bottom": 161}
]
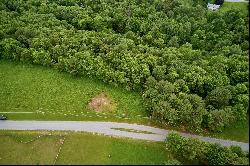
[{"left": 0, "top": 0, "right": 249, "bottom": 132}]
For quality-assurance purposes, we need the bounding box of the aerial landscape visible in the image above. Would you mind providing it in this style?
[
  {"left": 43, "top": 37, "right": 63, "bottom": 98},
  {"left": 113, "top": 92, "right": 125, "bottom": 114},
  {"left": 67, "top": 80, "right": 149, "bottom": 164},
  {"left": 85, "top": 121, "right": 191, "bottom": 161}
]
[{"left": 0, "top": 0, "right": 249, "bottom": 165}]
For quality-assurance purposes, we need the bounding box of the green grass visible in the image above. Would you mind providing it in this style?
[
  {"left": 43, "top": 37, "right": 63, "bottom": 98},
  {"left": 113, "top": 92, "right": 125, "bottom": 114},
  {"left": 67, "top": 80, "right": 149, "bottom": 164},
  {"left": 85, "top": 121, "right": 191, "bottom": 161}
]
[
  {"left": 0, "top": 130, "right": 171, "bottom": 165},
  {"left": 220, "top": 2, "right": 249, "bottom": 14},
  {"left": 111, "top": 128, "right": 154, "bottom": 134},
  {"left": 207, "top": 0, "right": 216, "bottom": 3},
  {"left": 0, "top": 60, "right": 150, "bottom": 124},
  {"left": 0, "top": 131, "right": 61, "bottom": 165}
]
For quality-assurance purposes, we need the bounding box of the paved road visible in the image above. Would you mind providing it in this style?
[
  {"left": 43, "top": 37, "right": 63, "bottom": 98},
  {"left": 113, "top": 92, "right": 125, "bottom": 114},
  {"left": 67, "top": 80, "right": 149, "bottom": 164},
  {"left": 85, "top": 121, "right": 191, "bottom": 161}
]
[
  {"left": 225, "top": 0, "right": 248, "bottom": 2},
  {"left": 0, "top": 120, "right": 248, "bottom": 152}
]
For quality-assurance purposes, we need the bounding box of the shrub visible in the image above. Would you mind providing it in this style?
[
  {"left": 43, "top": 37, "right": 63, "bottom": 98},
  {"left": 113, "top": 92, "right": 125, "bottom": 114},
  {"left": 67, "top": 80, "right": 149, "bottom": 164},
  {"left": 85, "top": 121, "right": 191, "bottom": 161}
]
[
  {"left": 206, "top": 87, "right": 232, "bottom": 109},
  {"left": 166, "top": 133, "right": 207, "bottom": 162},
  {"left": 166, "top": 133, "right": 249, "bottom": 165},
  {"left": 143, "top": 78, "right": 206, "bottom": 131},
  {"left": 206, "top": 107, "right": 235, "bottom": 132}
]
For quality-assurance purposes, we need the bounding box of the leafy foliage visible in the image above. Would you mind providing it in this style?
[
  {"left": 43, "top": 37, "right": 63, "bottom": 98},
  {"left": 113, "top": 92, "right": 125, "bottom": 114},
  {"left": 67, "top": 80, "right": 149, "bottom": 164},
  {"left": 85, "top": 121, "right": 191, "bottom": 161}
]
[{"left": 166, "top": 133, "right": 249, "bottom": 165}]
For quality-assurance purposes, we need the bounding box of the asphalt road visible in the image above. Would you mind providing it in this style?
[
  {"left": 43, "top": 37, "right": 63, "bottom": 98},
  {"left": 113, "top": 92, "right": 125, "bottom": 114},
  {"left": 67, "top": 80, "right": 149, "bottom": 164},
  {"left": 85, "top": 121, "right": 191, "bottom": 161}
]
[
  {"left": 224, "top": 0, "right": 248, "bottom": 2},
  {"left": 0, "top": 120, "right": 248, "bottom": 151}
]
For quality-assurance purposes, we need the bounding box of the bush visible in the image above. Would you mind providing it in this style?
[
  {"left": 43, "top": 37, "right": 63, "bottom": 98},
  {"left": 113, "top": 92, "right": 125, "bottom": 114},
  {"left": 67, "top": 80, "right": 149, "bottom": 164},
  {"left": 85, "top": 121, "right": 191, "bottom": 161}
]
[
  {"left": 166, "top": 133, "right": 249, "bottom": 165},
  {"left": 206, "top": 107, "right": 235, "bottom": 132},
  {"left": 206, "top": 87, "right": 232, "bottom": 109},
  {"left": 166, "top": 133, "right": 207, "bottom": 162},
  {"left": 205, "top": 143, "right": 238, "bottom": 165},
  {"left": 143, "top": 78, "right": 206, "bottom": 131}
]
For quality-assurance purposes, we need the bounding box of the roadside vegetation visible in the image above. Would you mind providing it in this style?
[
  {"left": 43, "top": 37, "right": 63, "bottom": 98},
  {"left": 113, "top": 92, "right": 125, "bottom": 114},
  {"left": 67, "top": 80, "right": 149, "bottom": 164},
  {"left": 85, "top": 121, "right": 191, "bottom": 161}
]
[{"left": 166, "top": 133, "right": 249, "bottom": 165}]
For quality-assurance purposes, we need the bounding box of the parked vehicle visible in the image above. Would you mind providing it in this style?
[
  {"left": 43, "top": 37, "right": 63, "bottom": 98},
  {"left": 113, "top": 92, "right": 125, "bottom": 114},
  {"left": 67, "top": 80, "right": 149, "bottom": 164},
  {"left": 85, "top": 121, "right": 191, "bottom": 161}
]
[
  {"left": 215, "top": 0, "right": 224, "bottom": 5},
  {"left": 0, "top": 114, "right": 7, "bottom": 120}
]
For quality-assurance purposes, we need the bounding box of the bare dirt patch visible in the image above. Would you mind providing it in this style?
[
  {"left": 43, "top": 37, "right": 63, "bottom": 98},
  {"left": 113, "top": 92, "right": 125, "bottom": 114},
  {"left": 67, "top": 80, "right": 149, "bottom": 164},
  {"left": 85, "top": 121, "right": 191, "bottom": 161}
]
[{"left": 88, "top": 93, "right": 116, "bottom": 112}]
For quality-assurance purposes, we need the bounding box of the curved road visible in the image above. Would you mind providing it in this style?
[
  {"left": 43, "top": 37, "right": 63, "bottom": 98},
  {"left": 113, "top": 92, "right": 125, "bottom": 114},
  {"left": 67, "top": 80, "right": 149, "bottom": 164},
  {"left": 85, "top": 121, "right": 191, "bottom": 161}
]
[{"left": 0, "top": 120, "right": 248, "bottom": 152}]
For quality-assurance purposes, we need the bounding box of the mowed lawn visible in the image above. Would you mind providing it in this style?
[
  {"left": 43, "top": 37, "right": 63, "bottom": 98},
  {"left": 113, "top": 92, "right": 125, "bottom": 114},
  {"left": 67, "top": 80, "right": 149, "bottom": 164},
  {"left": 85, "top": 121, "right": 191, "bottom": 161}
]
[
  {"left": 0, "top": 60, "right": 150, "bottom": 124},
  {"left": 0, "top": 130, "right": 171, "bottom": 165}
]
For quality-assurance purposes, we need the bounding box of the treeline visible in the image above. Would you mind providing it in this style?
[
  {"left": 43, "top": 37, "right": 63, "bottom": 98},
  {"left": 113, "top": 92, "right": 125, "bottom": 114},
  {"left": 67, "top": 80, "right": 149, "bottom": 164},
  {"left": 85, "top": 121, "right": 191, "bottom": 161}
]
[
  {"left": 165, "top": 133, "right": 249, "bottom": 165},
  {"left": 0, "top": 0, "right": 248, "bottom": 132}
]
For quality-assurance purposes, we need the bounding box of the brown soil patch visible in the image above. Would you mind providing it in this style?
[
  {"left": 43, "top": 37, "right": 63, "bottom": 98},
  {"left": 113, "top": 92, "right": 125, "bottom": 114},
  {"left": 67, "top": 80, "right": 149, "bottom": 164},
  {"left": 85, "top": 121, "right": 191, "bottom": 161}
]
[{"left": 88, "top": 93, "right": 116, "bottom": 112}]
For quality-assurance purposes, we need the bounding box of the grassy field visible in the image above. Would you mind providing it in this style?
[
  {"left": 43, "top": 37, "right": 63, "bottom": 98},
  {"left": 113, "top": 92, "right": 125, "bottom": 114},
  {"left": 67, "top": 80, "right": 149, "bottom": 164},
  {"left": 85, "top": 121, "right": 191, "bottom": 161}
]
[
  {"left": 0, "top": 60, "right": 150, "bottom": 124},
  {"left": 220, "top": 2, "right": 249, "bottom": 14},
  {"left": 0, "top": 130, "right": 171, "bottom": 165},
  {"left": 0, "top": 131, "right": 61, "bottom": 165},
  {"left": 0, "top": 60, "right": 249, "bottom": 143}
]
